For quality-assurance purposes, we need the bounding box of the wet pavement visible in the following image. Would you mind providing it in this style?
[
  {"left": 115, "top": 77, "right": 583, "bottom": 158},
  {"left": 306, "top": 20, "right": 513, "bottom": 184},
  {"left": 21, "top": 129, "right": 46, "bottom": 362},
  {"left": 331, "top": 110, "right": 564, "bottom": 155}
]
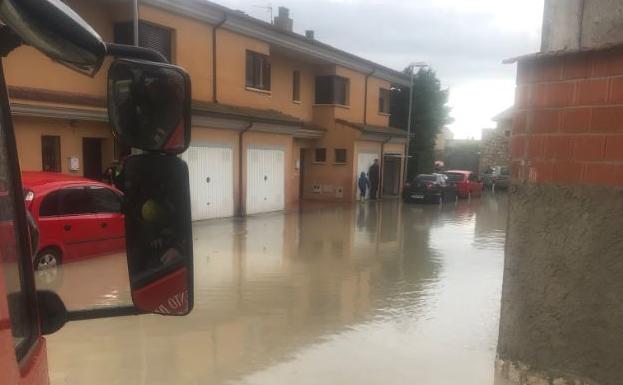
[{"left": 41, "top": 193, "right": 508, "bottom": 385}]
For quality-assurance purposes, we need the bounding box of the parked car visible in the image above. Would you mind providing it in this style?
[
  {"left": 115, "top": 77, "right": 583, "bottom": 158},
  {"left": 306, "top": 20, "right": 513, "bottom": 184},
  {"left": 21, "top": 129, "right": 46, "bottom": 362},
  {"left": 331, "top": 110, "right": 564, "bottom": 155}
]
[
  {"left": 404, "top": 173, "right": 458, "bottom": 203},
  {"left": 22, "top": 172, "right": 125, "bottom": 270},
  {"left": 444, "top": 170, "right": 484, "bottom": 198},
  {"left": 482, "top": 166, "right": 510, "bottom": 190}
]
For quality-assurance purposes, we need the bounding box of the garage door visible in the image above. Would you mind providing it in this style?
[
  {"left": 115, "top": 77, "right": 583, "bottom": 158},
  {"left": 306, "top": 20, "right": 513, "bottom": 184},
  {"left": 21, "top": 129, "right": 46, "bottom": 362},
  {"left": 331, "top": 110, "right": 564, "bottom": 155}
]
[
  {"left": 357, "top": 152, "right": 380, "bottom": 200},
  {"left": 247, "top": 148, "right": 285, "bottom": 215},
  {"left": 181, "top": 145, "right": 234, "bottom": 221}
]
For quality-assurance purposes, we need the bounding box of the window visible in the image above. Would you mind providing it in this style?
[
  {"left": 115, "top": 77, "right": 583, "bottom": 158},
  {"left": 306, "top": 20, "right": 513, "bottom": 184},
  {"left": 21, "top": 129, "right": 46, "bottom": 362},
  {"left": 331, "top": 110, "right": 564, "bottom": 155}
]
[
  {"left": 335, "top": 149, "right": 347, "bottom": 164},
  {"left": 315, "top": 76, "right": 349, "bottom": 105},
  {"left": 292, "top": 70, "right": 301, "bottom": 101},
  {"left": 89, "top": 187, "right": 121, "bottom": 214},
  {"left": 246, "top": 51, "right": 271, "bottom": 91},
  {"left": 314, "top": 148, "right": 327, "bottom": 163},
  {"left": 379, "top": 88, "right": 390, "bottom": 113},
  {"left": 40, "top": 188, "right": 91, "bottom": 217},
  {"left": 445, "top": 172, "right": 465, "bottom": 182},
  {"left": 41, "top": 135, "right": 61, "bottom": 172},
  {"left": 114, "top": 21, "right": 173, "bottom": 62}
]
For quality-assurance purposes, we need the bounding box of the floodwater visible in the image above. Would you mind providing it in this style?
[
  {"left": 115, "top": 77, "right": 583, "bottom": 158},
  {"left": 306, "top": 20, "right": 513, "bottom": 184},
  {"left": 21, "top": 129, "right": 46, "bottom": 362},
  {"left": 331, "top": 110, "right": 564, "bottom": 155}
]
[{"left": 41, "top": 193, "right": 508, "bottom": 385}]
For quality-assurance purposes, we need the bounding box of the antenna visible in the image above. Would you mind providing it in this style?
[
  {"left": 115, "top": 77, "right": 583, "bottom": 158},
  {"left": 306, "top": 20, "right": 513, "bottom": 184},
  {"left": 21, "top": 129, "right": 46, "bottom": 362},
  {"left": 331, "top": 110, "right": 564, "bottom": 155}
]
[{"left": 253, "top": 4, "right": 273, "bottom": 23}]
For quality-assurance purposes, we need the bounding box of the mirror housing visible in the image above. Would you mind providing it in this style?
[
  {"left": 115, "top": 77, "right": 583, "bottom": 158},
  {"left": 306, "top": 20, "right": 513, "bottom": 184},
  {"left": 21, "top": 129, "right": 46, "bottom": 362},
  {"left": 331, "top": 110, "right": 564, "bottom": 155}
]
[
  {"left": 0, "top": 0, "right": 106, "bottom": 76},
  {"left": 108, "top": 59, "right": 191, "bottom": 154},
  {"left": 122, "top": 153, "right": 194, "bottom": 315}
]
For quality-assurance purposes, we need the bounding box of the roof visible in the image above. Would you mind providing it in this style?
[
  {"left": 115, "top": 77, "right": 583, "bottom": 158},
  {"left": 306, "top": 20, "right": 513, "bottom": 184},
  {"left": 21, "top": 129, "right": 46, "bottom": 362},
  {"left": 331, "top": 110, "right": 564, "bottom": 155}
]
[
  {"left": 492, "top": 107, "right": 514, "bottom": 122},
  {"left": 142, "top": 0, "right": 411, "bottom": 86},
  {"left": 21, "top": 172, "right": 110, "bottom": 189},
  {"left": 504, "top": 43, "right": 623, "bottom": 64},
  {"left": 193, "top": 101, "right": 303, "bottom": 125},
  {"left": 335, "top": 119, "right": 407, "bottom": 138}
]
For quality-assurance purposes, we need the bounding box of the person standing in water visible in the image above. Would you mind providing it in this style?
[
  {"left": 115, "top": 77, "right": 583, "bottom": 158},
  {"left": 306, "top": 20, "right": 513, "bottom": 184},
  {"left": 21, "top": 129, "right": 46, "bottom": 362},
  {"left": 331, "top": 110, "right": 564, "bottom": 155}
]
[{"left": 358, "top": 172, "right": 370, "bottom": 200}]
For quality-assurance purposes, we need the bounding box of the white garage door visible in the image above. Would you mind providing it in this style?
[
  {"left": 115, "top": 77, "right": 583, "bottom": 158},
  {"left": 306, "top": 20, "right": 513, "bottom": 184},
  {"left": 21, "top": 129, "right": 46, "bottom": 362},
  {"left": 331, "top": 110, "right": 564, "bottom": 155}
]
[
  {"left": 357, "top": 152, "right": 380, "bottom": 200},
  {"left": 181, "top": 145, "right": 234, "bottom": 221},
  {"left": 247, "top": 148, "right": 285, "bottom": 215}
]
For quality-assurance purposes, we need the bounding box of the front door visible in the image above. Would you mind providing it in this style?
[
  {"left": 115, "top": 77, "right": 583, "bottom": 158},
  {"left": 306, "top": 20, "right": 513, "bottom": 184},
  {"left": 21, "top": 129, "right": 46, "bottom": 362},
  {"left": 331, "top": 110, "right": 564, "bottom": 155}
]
[
  {"left": 83, "top": 138, "right": 102, "bottom": 180},
  {"left": 382, "top": 155, "right": 402, "bottom": 196}
]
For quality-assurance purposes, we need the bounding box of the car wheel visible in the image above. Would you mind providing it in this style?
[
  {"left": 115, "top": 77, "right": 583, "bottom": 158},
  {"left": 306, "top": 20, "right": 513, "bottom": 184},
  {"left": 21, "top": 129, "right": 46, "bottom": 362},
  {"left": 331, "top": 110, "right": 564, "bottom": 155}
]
[{"left": 35, "top": 248, "right": 61, "bottom": 271}]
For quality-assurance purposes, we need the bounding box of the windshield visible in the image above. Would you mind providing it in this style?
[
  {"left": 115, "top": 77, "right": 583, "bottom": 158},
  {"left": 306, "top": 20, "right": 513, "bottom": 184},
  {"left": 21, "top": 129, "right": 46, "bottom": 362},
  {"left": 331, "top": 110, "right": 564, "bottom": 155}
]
[
  {"left": 415, "top": 175, "right": 437, "bottom": 182},
  {"left": 445, "top": 173, "right": 465, "bottom": 182}
]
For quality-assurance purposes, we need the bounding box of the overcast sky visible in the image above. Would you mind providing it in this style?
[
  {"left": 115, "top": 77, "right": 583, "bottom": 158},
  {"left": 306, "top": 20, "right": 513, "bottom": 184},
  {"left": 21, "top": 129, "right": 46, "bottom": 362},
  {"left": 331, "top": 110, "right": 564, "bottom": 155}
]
[{"left": 215, "top": 0, "right": 544, "bottom": 139}]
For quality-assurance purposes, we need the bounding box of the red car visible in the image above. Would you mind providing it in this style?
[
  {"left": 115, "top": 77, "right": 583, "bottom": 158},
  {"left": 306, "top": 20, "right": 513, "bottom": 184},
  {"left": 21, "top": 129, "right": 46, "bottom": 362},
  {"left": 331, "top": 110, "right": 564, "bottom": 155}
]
[
  {"left": 444, "top": 170, "right": 484, "bottom": 199},
  {"left": 22, "top": 172, "right": 125, "bottom": 270}
]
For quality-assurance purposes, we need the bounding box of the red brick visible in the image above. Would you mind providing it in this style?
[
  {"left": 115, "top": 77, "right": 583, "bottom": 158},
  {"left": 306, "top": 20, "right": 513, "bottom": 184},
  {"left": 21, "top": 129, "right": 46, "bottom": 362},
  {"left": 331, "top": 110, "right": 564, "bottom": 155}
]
[
  {"left": 562, "top": 108, "right": 591, "bottom": 133},
  {"left": 609, "top": 77, "right": 623, "bottom": 103},
  {"left": 513, "top": 111, "right": 528, "bottom": 134},
  {"left": 545, "top": 82, "right": 575, "bottom": 107},
  {"left": 545, "top": 135, "right": 573, "bottom": 160},
  {"left": 590, "top": 106, "right": 623, "bottom": 133},
  {"left": 533, "top": 110, "right": 561, "bottom": 133},
  {"left": 517, "top": 61, "right": 534, "bottom": 84},
  {"left": 553, "top": 161, "right": 584, "bottom": 184},
  {"left": 563, "top": 55, "right": 591, "bottom": 80},
  {"left": 605, "top": 135, "right": 623, "bottom": 161},
  {"left": 577, "top": 79, "right": 609, "bottom": 105},
  {"left": 573, "top": 135, "right": 606, "bottom": 161},
  {"left": 510, "top": 135, "right": 527, "bottom": 159},
  {"left": 527, "top": 135, "right": 545, "bottom": 159},
  {"left": 533, "top": 58, "right": 564, "bottom": 82},
  {"left": 515, "top": 85, "right": 530, "bottom": 108},
  {"left": 582, "top": 163, "right": 619, "bottom": 186},
  {"left": 592, "top": 51, "right": 623, "bottom": 77},
  {"left": 615, "top": 165, "right": 623, "bottom": 186},
  {"left": 533, "top": 161, "right": 554, "bottom": 182},
  {"left": 531, "top": 83, "right": 547, "bottom": 107}
]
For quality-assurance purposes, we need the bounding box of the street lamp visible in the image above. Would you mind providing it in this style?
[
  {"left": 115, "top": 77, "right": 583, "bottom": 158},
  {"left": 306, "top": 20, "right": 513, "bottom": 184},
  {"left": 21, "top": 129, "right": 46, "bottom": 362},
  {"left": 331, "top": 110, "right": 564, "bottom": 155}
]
[{"left": 403, "top": 62, "right": 428, "bottom": 184}]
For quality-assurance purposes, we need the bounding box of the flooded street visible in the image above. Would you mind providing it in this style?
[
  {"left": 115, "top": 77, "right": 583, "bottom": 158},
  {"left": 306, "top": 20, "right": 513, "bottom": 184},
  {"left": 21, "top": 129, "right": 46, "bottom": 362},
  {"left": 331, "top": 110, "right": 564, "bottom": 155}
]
[{"left": 44, "top": 194, "right": 508, "bottom": 385}]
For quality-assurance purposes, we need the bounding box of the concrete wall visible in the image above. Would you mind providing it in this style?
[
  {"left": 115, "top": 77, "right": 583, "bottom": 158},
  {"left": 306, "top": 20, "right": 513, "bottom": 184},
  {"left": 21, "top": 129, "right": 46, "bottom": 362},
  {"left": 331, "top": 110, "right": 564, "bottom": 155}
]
[
  {"left": 542, "top": 0, "right": 623, "bottom": 53},
  {"left": 499, "top": 48, "right": 623, "bottom": 385},
  {"left": 479, "top": 125, "right": 510, "bottom": 173}
]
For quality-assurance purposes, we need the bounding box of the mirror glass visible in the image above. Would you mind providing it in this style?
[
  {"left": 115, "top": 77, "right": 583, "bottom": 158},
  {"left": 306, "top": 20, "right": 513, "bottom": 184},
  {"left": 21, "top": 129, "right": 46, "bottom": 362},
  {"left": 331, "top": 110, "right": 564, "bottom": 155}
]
[
  {"left": 0, "top": 0, "right": 106, "bottom": 76},
  {"left": 122, "top": 153, "right": 193, "bottom": 315},
  {"left": 108, "top": 59, "right": 191, "bottom": 154}
]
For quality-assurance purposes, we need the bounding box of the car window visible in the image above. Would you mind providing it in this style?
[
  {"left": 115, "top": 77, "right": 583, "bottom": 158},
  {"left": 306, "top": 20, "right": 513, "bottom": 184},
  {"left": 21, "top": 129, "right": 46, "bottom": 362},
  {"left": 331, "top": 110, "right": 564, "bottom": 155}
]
[
  {"left": 0, "top": 106, "right": 36, "bottom": 361},
  {"left": 468, "top": 174, "right": 478, "bottom": 182},
  {"left": 89, "top": 187, "right": 121, "bottom": 214},
  {"left": 445, "top": 173, "right": 464, "bottom": 182},
  {"left": 40, "top": 187, "right": 91, "bottom": 216}
]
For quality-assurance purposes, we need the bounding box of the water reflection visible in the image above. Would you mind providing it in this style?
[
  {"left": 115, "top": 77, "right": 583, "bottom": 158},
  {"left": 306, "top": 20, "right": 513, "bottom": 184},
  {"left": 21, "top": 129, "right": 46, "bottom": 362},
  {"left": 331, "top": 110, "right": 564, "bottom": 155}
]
[{"left": 46, "top": 194, "right": 508, "bottom": 385}]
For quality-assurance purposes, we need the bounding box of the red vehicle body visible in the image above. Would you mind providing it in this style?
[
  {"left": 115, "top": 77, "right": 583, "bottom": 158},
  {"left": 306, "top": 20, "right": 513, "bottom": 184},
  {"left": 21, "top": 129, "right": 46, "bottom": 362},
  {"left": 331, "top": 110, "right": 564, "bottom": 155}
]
[
  {"left": 21, "top": 172, "right": 125, "bottom": 270},
  {"left": 444, "top": 170, "right": 484, "bottom": 199}
]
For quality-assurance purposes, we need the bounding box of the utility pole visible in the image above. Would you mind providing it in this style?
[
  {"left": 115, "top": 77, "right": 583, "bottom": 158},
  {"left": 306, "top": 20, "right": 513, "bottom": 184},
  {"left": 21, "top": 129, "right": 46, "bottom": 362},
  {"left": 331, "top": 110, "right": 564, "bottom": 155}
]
[{"left": 403, "top": 62, "right": 428, "bottom": 184}]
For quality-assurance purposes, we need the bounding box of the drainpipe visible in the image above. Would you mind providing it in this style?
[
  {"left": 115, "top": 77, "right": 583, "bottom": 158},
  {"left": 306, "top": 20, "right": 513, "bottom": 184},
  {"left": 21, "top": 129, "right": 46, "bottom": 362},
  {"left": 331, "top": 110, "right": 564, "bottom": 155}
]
[
  {"left": 363, "top": 68, "right": 375, "bottom": 125},
  {"left": 379, "top": 136, "right": 392, "bottom": 199},
  {"left": 238, "top": 121, "right": 253, "bottom": 216},
  {"left": 212, "top": 15, "right": 227, "bottom": 103}
]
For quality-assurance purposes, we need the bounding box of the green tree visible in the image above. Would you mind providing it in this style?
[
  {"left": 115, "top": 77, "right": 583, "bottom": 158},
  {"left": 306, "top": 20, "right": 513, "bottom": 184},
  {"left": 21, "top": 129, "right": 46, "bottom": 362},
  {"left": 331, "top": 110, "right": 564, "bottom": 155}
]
[{"left": 390, "top": 68, "right": 452, "bottom": 179}]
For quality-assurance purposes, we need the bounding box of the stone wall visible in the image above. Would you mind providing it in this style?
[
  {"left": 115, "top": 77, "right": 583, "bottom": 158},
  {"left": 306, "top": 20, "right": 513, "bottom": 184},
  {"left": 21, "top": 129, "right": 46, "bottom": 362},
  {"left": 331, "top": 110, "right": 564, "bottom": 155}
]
[{"left": 500, "top": 47, "right": 623, "bottom": 385}]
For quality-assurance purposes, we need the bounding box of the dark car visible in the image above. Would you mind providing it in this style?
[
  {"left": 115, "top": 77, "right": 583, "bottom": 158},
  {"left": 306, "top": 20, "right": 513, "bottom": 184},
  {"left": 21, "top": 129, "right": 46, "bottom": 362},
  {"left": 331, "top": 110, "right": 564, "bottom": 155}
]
[
  {"left": 404, "top": 174, "right": 458, "bottom": 203},
  {"left": 482, "top": 166, "right": 510, "bottom": 190}
]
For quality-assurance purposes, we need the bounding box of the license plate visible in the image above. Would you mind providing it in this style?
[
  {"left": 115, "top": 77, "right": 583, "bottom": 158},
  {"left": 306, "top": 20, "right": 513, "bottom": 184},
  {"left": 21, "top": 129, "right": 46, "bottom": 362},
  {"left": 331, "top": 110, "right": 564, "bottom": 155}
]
[{"left": 412, "top": 195, "right": 425, "bottom": 199}]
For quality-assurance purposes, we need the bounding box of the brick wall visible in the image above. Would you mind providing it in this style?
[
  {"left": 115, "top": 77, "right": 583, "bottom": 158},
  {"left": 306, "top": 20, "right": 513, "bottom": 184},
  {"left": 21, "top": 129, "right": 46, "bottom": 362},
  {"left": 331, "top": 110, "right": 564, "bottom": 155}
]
[{"left": 512, "top": 49, "right": 623, "bottom": 186}]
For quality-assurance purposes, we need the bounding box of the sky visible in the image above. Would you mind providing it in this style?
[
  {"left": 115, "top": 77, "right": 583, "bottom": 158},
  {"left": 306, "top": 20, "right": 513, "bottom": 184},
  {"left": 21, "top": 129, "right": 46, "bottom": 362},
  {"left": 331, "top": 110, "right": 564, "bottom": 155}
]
[{"left": 214, "top": 0, "right": 544, "bottom": 139}]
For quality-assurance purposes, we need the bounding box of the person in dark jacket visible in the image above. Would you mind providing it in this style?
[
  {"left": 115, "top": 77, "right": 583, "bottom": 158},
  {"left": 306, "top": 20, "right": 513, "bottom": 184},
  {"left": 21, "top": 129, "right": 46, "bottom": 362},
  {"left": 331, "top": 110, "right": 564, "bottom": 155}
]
[
  {"left": 368, "top": 159, "right": 380, "bottom": 200},
  {"left": 358, "top": 172, "right": 369, "bottom": 200}
]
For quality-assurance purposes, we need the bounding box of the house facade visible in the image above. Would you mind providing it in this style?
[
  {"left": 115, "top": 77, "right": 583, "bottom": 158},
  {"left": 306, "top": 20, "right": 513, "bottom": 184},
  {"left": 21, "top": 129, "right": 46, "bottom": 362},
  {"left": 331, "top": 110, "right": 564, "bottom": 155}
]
[{"left": 7, "top": 0, "right": 409, "bottom": 220}]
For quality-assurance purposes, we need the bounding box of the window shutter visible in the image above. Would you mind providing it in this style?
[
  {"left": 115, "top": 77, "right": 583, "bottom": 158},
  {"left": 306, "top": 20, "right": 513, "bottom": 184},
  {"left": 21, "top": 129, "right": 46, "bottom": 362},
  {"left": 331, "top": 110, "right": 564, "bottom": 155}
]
[
  {"left": 245, "top": 51, "right": 254, "bottom": 87},
  {"left": 140, "top": 22, "right": 172, "bottom": 62},
  {"left": 263, "top": 60, "right": 271, "bottom": 91}
]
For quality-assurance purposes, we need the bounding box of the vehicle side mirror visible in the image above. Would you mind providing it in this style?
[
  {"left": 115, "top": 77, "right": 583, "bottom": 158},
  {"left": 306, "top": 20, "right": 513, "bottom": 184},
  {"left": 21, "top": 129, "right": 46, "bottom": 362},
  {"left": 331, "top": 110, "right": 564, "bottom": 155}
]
[
  {"left": 122, "top": 154, "right": 193, "bottom": 315},
  {"left": 0, "top": 0, "right": 106, "bottom": 76},
  {"left": 108, "top": 59, "right": 191, "bottom": 154}
]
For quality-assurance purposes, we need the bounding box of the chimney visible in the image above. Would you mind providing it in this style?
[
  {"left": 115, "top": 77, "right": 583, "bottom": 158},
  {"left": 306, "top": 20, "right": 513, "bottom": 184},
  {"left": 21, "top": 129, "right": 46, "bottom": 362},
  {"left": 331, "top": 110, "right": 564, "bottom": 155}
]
[
  {"left": 274, "top": 6, "right": 293, "bottom": 32},
  {"left": 305, "top": 30, "right": 315, "bottom": 39}
]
